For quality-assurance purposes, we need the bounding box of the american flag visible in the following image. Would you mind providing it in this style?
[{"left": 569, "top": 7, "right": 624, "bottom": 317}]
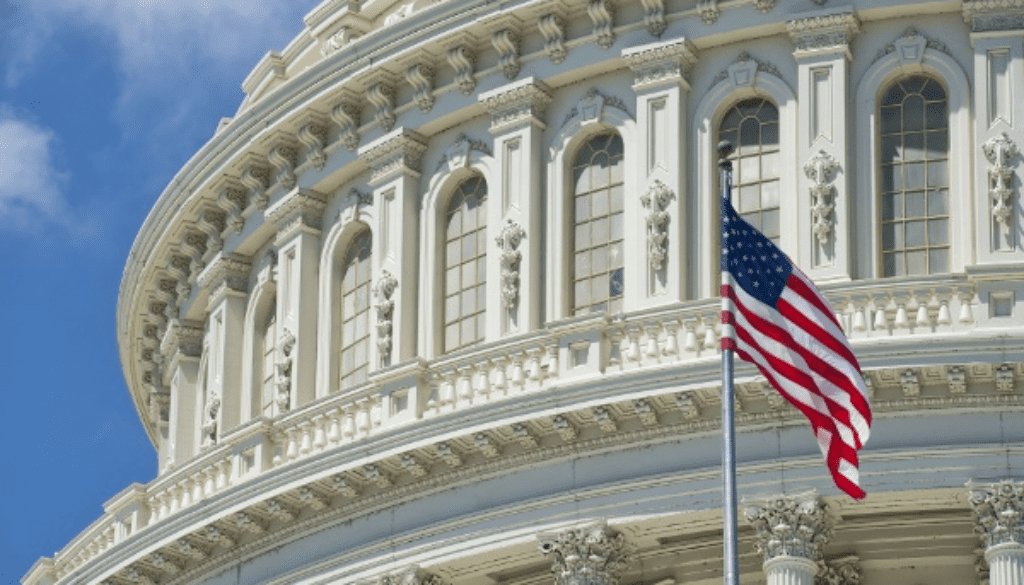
[{"left": 719, "top": 197, "right": 872, "bottom": 499}]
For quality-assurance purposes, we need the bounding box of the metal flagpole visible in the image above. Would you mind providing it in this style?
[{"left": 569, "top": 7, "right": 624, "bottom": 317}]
[{"left": 718, "top": 140, "right": 740, "bottom": 585}]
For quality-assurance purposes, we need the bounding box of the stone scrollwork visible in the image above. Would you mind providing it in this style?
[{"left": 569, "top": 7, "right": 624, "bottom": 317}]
[
  {"left": 374, "top": 270, "right": 399, "bottom": 364},
  {"left": 240, "top": 160, "right": 272, "bottom": 212},
  {"left": 405, "top": 63, "right": 436, "bottom": 113},
  {"left": 268, "top": 142, "right": 299, "bottom": 192},
  {"left": 298, "top": 121, "right": 328, "bottom": 171},
  {"left": 491, "top": 27, "right": 521, "bottom": 80},
  {"left": 217, "top": 185, "right": 248, "bottom": 236},
  {"left": 744, "top": 493, "right": 832, "bottom": 562},
  {"left": 538, "top": 523, "right": 634, "bottom": 585},
  {"left": 640, "top": 179, "right": 674, "bottom": 271},
  {"left": 639, "top": 0, "right": 666, "bottom": 37},
  {"left": 446, "top": 42, "right": 477, "bottom": 95},
  {"left": 537, "top": 12, "right": 567, "bottom": 63},
  {"left": 367, "top": 83, "right": 397, "bottom": 133},
  {"left": 803, "top": 150, "right": 840, "bottom": 246},
  {"left": 331, "top": 101, "right": 361, "bottom": 151},
  {"left": 817, "top": 555, "right": 861, "bottom": 585},
  {"left": 968, "top": 480, "right": 1024, "bottom": 548},
  {"left": 496, "top": 219, "right": 526, "bottom": 308},
  {"left": 587, "top": 0, "right": 615, "bottom": 50},
  {"left": 982, "top": 132, "right": 1020, "bottom": 229},
  {"left": 275, "top": 328, "right": 296, "bottom": 414}
]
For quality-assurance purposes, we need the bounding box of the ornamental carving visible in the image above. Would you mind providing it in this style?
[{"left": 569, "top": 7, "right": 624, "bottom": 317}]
[
  {"left": 640, "top": 180, "right": 674, "bottom": 270},
  {"left": 786, "top": 11, "right": 860, "bottom": 54},
  {"left": 697, "top": 0, "right": 719, "bottom": 24},
  {"left": 982, "top": 132, "right": 1020, "bottom": 229},
  {"left": 275, "top": 327, "right": 296, "bottom": 414},
  {"left": 366, "top": 83, "right": 397, "bottom": 132},
  {"left": 496, "top": 220, "right": 526, "bottom": 307},
  {"left": 710, "top": 52, "right": 782, "bottom": 90},
  {"left": 216, "top": 185, "right": 247, "bottom": 236},
  {"left": 320, "top": 26, "right": 358, "bottom": 56},
  {"left": 240, "top": 160, "right": 272, "bottom": 212},
  {"left": 480, "top": 79, "right": 553, "bottom": 131},
  {"left": 562, "top": 88, "right": 631, "bottom": 130},
  {"left": 744, "top": 493, "right": 832, "bottom": 562},
  {"left": 872, "top": 27, "right": 952, "bottom": 66},
  {"left": 963, "top": 0, "right": 1024, "bottom": 32},
  {"left": 201, "top": 394, "right": 220, "bottom": 448},
  {"left": 198, "top": 209, "right": 226, "bottom": 261},
  {"left": 331, "top": 101, "right": 361, "bottom": 151},
  {"left": 968, "top": 480, "right": 1024, "bottom": 548},
  {"left": 446, "top": 42, "right": 477, "bottom": 95},
  {"left": 622, "top": 39, "right": 698, "bottom": 88},
  {"left": 817, "top": 555, "right": 861, "bottom": 585},
  {"left": 491, "top": 27, "right": 522, "bottom": 80},
  {"left": 438, "top": 133, "right": 491, "bottom": 173},
  {"left": 587, "top": 0, "right": 615, "bottom": 49},
  {"left": 298, "top": 121, "right": 328, "bottom": 171},
  {"left": 538, "top": 523, "right": 634, "bottom": 585},
  {"left": 359, "top": 130, "right": 427, "bottom": 185},
  {"left": 405, "top": 63, "right": 435, "bottom": 113},
  {"left": 537, "top": 12, "right": 567, "bottom": 63},
  {"left": 268, "top": 142, "right": 299, "bottom": 191},
  {"left": 373, "top": 566, "right": 445, "bottom": 585},
  {"left": 639, "top": 0, "right": 666, "bottom": 36},
  {"left": 803, "top": 150, "right": 840, "bottom": 246},
  {"left": 374, "top": 270, "right": 398, "bottom": 365}
]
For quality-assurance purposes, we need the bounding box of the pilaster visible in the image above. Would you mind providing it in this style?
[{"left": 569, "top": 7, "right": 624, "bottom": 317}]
[
  {"left": 622, "top": 38, "right": 698, "bottom": 305},
  {"left": 969, "top": 480, "right": 1024, "bottom": 585},
  {"left": 197, "top": 254, "right": 251, "bottom": 436},
  {"left": 965, "top": 0, "right": 1024, "bottom": 260},
  {"left": 537, "top": 523, "right": 634, "bottom": 585},
  {"left": 359, "top": 128, "right": 426, "bottom": 364},
  {"left": 787, "top": 8, "right": 860, "bottom": 282},
  {"left": 479, "top": 78, "right": 552, "bottom": 336},
  {"left": 160, "top": 320, "right": 204, "bottom": 467},
  {"left": 266, "top": 190, "right": 326, "bottom": 406},
  {"left": 744, "top": 493, "right": 833, "bottom": 585}
]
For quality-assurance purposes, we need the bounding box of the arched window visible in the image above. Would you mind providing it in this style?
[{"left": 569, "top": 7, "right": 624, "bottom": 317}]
[
  {"left": 879, "top": 76, "right": 949, "bottom": 276},
  {"left": 719, "top": 98, "right": 780, "bottom": 245},
  {"left": 339, "top": 231, "right": 372, "bottom": 388},
  {"left": 443, "top": 176, "right": 487, "bottom": 352},
  {"left": 572, "top": 132, "right": 624, "bottom": 315},
  {"left": 260, "top": 300, "right": 277, "bottom": 417}
]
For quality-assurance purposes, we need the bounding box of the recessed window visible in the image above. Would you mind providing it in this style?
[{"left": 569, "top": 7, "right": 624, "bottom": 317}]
[
  {"left": 339, "top": 231, "right": 372, "bottom": 389},
  {"left": 261, "top": 299, "right": 277, "bottom": 417},
  {"left": 879, "top": 76, "right": 949, "bottom": 277},
  {"left": 572, "top": 132, "right": 625, "bottom": 315},
  {"left": 444, "top": 176, "right": 488, "bottom": 352},
  {"left": 719, "top": 98, "right": 780, "bottom": 245}
]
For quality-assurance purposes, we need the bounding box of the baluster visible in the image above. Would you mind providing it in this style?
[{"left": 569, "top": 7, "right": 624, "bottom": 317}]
[
  {"left": 175, "top": 481, "right": 189, "bottom": 510},
  {"left": 312, "top": 414, "right": 327, "bottom": 451},
  {"left": 158, "top": 492, "right": 170, "bottom": 521},
  {"left": 299, "top": 421, "right": 313, "bottom": 455},
  {"left": 475, "top": 360, "right": 491, "bottom": 400},
  {"left": 644, "top": 324, "right": 660, "bottom": 359},
  {"left": 873, "top": 297, "right": 890, "bottom": 331},
  {"left": 341, "top": 405, "right": 356, "bottom": 441},
  {"left": 370, "top": 395, "right": 383, "bottom": 430},
  {"left": 702, "top": 316, "right": 717, "bottom": 350},
  {"left": 492, "top": 356, "right": 509, "bottom": 394},
  {"left": 285, "top": 427, "right": 300, "bottom": 460},
  {"left": 663, "top": 321, "right": 679, "bottom": 357},
  {"left": 327, "top": 408, "right": 342, "bottom": 444},
  {"left": 852, "top": 300, "right": 868, "bottom": 332},
  {"left": 958, "top": 291, "right": 975, "bottom": 323},
  {"left": 545, "top": 343, "right": 559, "bottom": 379},
  {"left": 937, "top": 299, "right": 952, "bottom": 325},
  {"left": 439, "top": 369, "right": 457, "bottom": 406},
  {"left": 526, "top": 347, "right": 544, "bottom": 386},
  {"left": 915, "top": 294, "right": 931, "bottom": 328},
  {"left": 607, "top": 327, "right": 624, "bottom": 367},
  {"left": 511, "top": 353, "right": 526, "bottom": 390},
  {"left": 355, "top": 399, "right": 371, "bottom": 436},
  {"left": 683, "top": 319, "right": 698, "bottom": 353},
  {"left": 894, "top": 301, "right": 909, "bottom": 329},
  {"left": 216, "top": 459, "right": 231, "bottom": 490},
  {"left": 457, "top": 365, "right": 474, "bottom": 404},
  {"left": 626, "top": 326, "right": 641, "bottom": 362},
  {"left": 202, "top": 466, "right": 216, "bottom": 498}
]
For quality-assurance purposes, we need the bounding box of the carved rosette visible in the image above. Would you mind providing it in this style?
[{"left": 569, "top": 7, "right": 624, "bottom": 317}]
[
  {"left": 538, "top": 523, "right": 634, "bottom": 585},
  {"left": 496, "top": 220, "right": 526, "bottom": 308},
  {"left": 969, "top": 480, "right": 1024, "bottom": 549},
  {"left": 275, "top": 328, "right": 297, "bottom": 414},
  {"left": 640, "top": 180, "right": 674, "bottom": 270},
  {"left": 803, "top": 150, "right": 840, "bottom": 246},
  {"left": 744, "top": 494, "right": 832, "bottom": 562},
  {"left": 373, "top": 270, "right": 399, "bottom": 364},
  {"left": 982, "top": 133, "right": 1020, "bottom": 229}
]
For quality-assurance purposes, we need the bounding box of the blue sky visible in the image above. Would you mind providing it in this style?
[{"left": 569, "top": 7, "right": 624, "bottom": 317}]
[{"left": 0, "top": 1, "right": 315, "bottom": 578}]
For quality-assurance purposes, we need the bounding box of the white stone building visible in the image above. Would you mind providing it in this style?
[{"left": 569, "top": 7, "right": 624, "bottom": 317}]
[{"left": 22, "top": 0, "right": 1024, "bottom": 584}]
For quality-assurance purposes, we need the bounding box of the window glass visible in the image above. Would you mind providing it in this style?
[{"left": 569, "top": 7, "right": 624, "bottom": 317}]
[
  {"left": 261, "top": 300, "right": 277, "bottom": 417},
  {"left": 880, "top": 76, "right": 949, "bottom": 277},
  {"left": 444, "top": 176, "right": 487, "bottom": 351},
  {"left": 339, "top": 231, "right": 372, "bottom": 388},
  {"left": 572, "top": 133, "right": 624, "bottom": 315},
  {"left": 719, "top": 98, "right": 781, "bottom": 245}
]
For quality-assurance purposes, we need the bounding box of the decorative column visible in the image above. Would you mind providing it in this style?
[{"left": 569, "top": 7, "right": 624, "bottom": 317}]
[
  {"left": 744, "top": 493, "right": 833, "bottom": 585},
  {"left": 787, "top": 9, "right": 859, "bottom": 281},
  {"left": 160, "top": 320, "right": 204, "bottom": 466},
  {"left": 537, "top": 522, "right": 634, "bottom": 585},
  {"left": 964, "top": 1, "right": 1024, "bottom": 258},
  {"left": 358, "top": 128, "right": 426, "bottom": 366},
  {"left": 479, "top": 78, "right": 551, "bottom": 337},
  {"left": 622, "top": 38, "right": 698, "bottom": 305},
  {"left": 969, "top": 480, "right": 1024, "bottom": 585},
  {"left": 265, "top": 190, "right": 326, "bottom": 405},
  {"left": 196, "top": 254, "right": 251, "bottom": 436}
]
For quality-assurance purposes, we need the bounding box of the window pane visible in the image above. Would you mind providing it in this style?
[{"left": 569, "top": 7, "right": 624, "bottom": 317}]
[
  {"left": 928, "top": 190, "right": 948, "bottom": 215},
  {"left": 905, "top": 220, "right": 926, "bottom": 247},
  {"left": 905, "top": 192, "right": 926, "bottom": 218},
  {"left": 906, "top": 250, "right": 927, "bottom": 275},
  {"left": 443, "top": 177, "right": 487, "bottom": 352},
  {"left": 928, "top": 219, "right": 949, "bottom": 245},
  {"left": 572, "top": 132, "right": 624, "bottom": 314},
  {"left": 927, "top": 160, "right": 947, "bottom": 188},
  {"left": 903, "top": 132, "right": 924, "bottom": 161},
  {"left": 929, "top": 248, "right": 949, "bottom": 273}
]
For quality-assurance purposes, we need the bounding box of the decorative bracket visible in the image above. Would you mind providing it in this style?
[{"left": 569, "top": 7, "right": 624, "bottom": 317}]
[
  {"left": 640, "top": 180, "right": 674, "bottom": 270},
  {"left": 496, "top": 220, "right": 526, "bottom": 307},
  {"left": 982, "top": 132, "right": 1020, "bottom": 229},
  {"left": 803, "top": 150, "right": 840, "bottom": 246}
]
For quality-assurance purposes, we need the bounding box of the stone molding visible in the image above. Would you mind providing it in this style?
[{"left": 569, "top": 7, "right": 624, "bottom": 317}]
[
  {"left": 538, "top": 523, "right": 634, "bottom": 585},
  {"left": 159, "top": 320, "right": 204, "bottom": 361},
  {"left": 197, "top": 254, "right": 251, "bottom": 299},
  {"left": 744, "top": 493, "right": 832, "bottom": 562},
  {"left": 358, "top": 128, "right": 428, "bottom": 185},
  {"left": 963, "top": 0, "right": 1024, "bottom": 32},
  {"left": 786, "top": 10, "right": 860, "bottom": 57},
  {"left": 479, "top": 77, "right": 553, "bottom": 132},
  {"left": 622, "top": 38, "right": 698, "bottom": 89},
  {"left": 265, "top": 189, "right": 328, "bottom": 239}
]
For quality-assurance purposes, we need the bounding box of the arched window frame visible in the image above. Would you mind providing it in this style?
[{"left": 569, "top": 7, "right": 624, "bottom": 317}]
[
  {"left": 240, "top": 254, "right": 277, "bottom": 422},
  {"left": 316, "top": 193, "right": 376, "bottom": 395},
  {"left": 419, "top": 142, "right": 498, "bottom": 359},
  {"left": 547, "top": 93, "right": 638, "bottom": 321},
  {"left": 855, "top": 39, "right": 971, "bottom": 278},
  {"left": 693, "top": 65, "right": 798, "bottom": 299}
]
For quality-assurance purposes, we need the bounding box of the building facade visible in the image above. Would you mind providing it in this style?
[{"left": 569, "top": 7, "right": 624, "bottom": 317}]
[{"left": 23, "top": 0, "right": 1024, "bottom": 584}]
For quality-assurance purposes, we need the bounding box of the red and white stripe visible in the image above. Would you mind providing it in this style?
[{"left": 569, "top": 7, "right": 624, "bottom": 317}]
[{"left": 721, "top": 268, "right": 872, "bottom": 500}]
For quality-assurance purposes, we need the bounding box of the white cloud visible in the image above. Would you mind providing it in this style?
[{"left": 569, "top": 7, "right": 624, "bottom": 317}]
[{"left": 0, "top": 106, "right": 75, "bottom": 233}]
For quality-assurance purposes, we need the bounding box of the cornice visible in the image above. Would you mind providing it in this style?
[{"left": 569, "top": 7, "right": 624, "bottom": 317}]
[{"left": 357, "top": 128, "right": 428, "bottom": 186}]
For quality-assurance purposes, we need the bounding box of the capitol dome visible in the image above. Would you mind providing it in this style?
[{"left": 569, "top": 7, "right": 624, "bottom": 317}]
[{"left": 23, "top": 0, "right": 1024, "bottom": 584}]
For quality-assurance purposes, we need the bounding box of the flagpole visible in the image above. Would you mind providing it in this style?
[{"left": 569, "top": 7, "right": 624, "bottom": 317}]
[{"left": 718, "top": 140, "right": 740, "bottom": 585}]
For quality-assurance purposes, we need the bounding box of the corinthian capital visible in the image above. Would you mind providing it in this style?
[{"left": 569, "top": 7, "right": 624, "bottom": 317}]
[
  {"left": 969, "top": 480, "right": 1024, "bottom": 548},
  {"left": 744, "top": 493, "right": 832, "bottom": 562},
  {"left": 538, "top": 522, "right": 634, "bottom": 585}
]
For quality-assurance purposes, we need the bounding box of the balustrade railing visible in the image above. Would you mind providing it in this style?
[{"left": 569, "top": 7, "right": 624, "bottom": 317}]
[{"left": 40, "top": 275, "right": 999, "bottom": 583}]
